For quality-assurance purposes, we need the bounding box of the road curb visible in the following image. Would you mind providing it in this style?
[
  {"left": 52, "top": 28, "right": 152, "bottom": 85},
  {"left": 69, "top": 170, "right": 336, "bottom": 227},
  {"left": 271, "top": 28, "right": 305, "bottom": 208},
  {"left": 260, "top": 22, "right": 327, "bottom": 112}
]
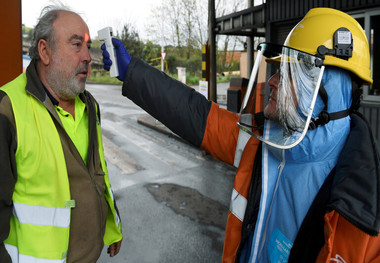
[
  {"left": 137, "top": 114, "right": 173, "bottom": 136},
  {"left": 137, "top": 114, "right": 208, "bottom": 157}
]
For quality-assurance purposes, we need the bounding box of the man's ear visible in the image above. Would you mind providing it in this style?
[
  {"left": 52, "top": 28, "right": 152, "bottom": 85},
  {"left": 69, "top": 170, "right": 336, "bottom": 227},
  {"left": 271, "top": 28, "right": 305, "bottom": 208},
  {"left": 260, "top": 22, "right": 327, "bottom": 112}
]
[{"left": 38, "top": 39, "right": 51, "bottom": 65}]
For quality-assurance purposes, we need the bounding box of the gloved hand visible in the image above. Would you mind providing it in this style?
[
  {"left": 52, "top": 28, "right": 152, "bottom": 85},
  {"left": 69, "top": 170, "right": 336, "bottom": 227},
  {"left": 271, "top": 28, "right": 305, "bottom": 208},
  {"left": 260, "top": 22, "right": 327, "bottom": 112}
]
[{"left": 101, "top": 38, "right": 131, "bottom": 81}]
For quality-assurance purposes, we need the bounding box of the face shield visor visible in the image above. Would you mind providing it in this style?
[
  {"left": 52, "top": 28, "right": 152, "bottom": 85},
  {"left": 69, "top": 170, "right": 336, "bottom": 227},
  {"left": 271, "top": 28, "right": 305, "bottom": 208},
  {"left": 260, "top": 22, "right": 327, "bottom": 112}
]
[{"left": 238, "top": 43, "right": 325, "bottom": 149}]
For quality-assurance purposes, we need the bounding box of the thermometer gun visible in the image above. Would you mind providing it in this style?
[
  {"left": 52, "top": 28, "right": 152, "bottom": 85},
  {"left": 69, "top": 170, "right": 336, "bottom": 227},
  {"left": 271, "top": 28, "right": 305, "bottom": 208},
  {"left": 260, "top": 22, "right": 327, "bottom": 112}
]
[{"left": 98, "top": 27, "right": 119, "bottom": 78}]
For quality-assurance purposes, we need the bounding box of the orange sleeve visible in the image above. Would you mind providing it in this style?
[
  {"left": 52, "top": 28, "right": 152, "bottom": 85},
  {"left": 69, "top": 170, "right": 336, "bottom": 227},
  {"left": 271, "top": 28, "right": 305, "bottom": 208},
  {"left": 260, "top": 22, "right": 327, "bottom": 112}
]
[
  {"left": 317, "top": 211, "right": 380, "bottom": 263},
  {"left": 200, "top": 102, "right": 240, "bottom": 165}
]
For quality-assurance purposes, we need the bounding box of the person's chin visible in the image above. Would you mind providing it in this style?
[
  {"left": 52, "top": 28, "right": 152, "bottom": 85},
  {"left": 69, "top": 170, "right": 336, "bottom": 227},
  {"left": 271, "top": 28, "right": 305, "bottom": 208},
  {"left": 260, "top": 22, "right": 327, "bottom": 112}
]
[
  {"left": 264, "top": 106, "right": 274, "bottom": 119},
  {"left": 76, "top": 77, "right": 86, "bottom": 87},
  {"left": 72, "top": 82, "right": 86, "bottom": 96},
  {"left": 264, "top": 108, "right": 281, "bottom": 124}
]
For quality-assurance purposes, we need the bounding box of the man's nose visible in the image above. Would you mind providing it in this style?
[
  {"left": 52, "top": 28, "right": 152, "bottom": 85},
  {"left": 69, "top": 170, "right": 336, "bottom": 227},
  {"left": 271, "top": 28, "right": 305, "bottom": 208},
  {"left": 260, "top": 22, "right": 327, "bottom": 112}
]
[
  {"left": 82, "top": 46, "right": 92, "bottom": 64},
  {"left": 268, "top": 72, "right": 279, "bottom": 89}
]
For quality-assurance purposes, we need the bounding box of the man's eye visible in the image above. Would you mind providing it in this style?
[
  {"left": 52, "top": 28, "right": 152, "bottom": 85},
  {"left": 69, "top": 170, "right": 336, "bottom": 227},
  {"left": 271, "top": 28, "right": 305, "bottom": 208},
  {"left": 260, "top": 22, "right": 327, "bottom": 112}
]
[{"left": 72, "top": 42, "right": 83, "bottom": 49}]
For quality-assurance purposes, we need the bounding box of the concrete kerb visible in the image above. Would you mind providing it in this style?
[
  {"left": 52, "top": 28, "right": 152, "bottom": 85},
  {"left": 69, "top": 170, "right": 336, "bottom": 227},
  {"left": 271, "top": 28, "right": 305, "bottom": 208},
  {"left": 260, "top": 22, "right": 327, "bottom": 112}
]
[
  {"left": 137, "top": 114, "right": 173, "bottom": 137},
  {"left": 137, "top": 114, "right": 192, "bottom": 147}
]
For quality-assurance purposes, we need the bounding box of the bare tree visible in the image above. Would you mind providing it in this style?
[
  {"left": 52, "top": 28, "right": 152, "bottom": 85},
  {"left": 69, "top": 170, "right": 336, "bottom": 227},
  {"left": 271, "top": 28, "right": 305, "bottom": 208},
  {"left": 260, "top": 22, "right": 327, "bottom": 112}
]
[
  {"left": 193, "top": 0, "right": 208, "bottom": 46},
  {"left": 216, "top": 0, "right": 245, "bottom": 71},
  {"left": 147, "top": 0, "right": 210, "bottom": 48},
  {"left": 147, "top": 0, "right": 246, "bottom": 53},
  {"left": 145, "top": 2, "right": 171, "bottom": 47},
  {"left": 181, "top": 0, "right": 197, "bottom": 58},
  {"left": 147, "top": 0, "right": 183, "bottom": 49},
  {"left": 168, "top": 0, "right": 184, "bottom": 49}
]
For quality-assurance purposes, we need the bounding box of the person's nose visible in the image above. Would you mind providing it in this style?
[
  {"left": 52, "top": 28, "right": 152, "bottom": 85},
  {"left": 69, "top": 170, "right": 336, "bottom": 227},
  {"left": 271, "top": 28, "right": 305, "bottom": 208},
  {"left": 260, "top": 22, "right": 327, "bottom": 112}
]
[
  {"left": 82, "top": 45, "right": 92, "bottom": 64},
  {"left": 268, "top": 72, "right": 279, "bottom": 90}
]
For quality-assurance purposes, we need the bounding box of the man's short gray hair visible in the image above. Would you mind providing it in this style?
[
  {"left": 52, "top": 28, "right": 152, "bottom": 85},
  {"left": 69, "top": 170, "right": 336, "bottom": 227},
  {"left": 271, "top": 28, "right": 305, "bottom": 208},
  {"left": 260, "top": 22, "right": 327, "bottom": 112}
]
[{"left": 29, "top": 4, "right": 75, "bottom": 60}]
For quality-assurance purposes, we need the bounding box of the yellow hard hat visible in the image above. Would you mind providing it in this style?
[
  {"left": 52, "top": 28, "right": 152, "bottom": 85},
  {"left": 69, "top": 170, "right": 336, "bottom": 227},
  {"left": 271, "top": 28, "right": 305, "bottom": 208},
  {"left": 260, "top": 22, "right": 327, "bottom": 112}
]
[{"left": 284, "top": 8, "right": 372, "bottom": 84}]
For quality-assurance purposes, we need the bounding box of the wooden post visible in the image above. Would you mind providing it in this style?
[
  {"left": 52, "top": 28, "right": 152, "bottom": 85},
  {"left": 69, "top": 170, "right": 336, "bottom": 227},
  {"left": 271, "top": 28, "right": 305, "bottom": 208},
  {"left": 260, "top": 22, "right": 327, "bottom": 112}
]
[{"left": 0, "top": 0, "right": 22, "bottom": 86}]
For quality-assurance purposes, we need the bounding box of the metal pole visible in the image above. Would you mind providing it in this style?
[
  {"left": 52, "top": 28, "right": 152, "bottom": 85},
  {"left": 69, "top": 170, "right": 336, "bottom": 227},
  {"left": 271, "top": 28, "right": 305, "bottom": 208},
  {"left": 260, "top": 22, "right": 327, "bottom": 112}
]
[
  {"left": 201, "top": 45, "right": 210, "bottom": 81},
  {"left": 247, "top": 0, "right": 254, "bottom": 78},
  {"left": 208, "top": 0, "right": 217, "bottom": 102}
]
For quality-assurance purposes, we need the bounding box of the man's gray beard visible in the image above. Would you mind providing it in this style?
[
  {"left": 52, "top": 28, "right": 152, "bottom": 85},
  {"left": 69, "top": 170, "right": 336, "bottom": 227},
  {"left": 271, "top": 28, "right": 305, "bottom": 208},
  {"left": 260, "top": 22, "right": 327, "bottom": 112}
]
[
  {"left": 264, "top": 106, "right": 280, "bottom": 124},
  {"left": 45, "top": 66, "right": 86, "bottom": 101},
  {"left": 264, "top": 105, "right": 303, "bottom": 136}
]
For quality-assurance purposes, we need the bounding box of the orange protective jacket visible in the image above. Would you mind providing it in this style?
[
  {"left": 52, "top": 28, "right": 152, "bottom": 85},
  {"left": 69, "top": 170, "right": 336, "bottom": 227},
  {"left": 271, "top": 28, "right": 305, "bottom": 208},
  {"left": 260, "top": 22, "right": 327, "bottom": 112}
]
[
  {"left": 202, "top": 103, "right": 380, "bottom": 263},
  {"left": 201, "top": 104, "right": 380, "bottom": 263}
]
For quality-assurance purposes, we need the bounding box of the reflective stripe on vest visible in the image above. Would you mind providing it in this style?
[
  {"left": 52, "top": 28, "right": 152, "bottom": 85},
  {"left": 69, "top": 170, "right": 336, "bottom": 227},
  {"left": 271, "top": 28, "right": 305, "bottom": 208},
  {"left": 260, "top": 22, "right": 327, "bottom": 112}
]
[
  {"left": 230, "top": 113, "right": 252, "bottom": 222},
  {"left": 230, "top": 188, "right": 248, "bottom": 222},
  {"left": 13, "top": 202, "right": 73, "bottom": 228},
  {"left": 5, "top": 244, "right": 66, "bottom": 263},
  {"left": 234, "top": 114, "right": 252, "bottom": 168},
  {"left": 108, "top": 188, "right": 120, "bottom": 228}
]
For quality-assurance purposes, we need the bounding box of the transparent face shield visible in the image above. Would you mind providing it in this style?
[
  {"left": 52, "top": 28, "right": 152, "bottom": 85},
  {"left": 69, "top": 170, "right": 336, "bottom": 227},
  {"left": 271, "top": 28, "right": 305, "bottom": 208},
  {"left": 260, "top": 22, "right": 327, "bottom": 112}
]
[{"left": 238, "top": 43, "right": 325, "bottom": 149}]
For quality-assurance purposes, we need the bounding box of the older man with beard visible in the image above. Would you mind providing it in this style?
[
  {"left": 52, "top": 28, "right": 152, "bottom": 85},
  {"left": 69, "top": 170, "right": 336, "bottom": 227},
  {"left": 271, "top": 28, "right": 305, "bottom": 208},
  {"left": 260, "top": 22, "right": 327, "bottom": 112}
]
[{"left": 0, "top": 5, "right": 122, "bottom": 263}]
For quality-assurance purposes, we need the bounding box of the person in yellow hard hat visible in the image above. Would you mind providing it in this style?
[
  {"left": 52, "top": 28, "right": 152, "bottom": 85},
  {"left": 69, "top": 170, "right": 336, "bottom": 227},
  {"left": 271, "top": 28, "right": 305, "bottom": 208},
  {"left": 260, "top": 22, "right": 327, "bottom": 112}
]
[{"left": 102, "top": 7, "right": 379, "bottom": 262}]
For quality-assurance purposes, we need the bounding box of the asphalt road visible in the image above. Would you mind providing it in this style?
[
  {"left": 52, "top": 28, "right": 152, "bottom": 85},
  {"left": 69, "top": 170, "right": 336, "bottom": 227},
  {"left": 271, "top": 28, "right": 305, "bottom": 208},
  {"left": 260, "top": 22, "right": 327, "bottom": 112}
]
[{"left": 85, "top": 83, "right": 236, "bottom": 263}]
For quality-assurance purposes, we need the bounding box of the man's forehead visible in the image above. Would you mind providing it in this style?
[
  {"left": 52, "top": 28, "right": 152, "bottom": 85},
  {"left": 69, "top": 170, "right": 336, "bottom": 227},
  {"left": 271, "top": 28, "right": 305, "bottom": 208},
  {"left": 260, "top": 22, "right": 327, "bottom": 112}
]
[
  {"left": 54, "top": 11, "right": 90, "bottom": 42},
  {"left": 68, "top": 33, "right": 91, "bottom": 43},
  {"left": 85, "top": 33, "right": 90, "bottom": 43}
]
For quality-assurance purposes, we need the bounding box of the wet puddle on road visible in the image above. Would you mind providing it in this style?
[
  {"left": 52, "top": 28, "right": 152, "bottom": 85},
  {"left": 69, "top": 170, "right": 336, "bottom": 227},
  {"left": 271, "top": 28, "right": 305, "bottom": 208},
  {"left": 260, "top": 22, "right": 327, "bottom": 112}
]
[{"left": 146, "top": 183, "right": 228, "bottom": 229}]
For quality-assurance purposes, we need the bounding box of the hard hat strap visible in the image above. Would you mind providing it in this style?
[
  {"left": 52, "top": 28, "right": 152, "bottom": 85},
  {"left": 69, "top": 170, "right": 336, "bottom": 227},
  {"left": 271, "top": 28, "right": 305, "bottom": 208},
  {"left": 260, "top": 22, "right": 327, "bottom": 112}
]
[{"left": 308, "top": 83, "right": 350, "bottom": 130}]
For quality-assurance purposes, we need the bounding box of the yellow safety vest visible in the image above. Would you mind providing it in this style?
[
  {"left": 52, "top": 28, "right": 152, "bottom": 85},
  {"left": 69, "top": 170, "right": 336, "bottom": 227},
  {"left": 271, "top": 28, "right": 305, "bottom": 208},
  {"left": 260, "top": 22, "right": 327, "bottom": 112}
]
[{"left": 1, "top": 73, "right": 122, "bottom": 262}]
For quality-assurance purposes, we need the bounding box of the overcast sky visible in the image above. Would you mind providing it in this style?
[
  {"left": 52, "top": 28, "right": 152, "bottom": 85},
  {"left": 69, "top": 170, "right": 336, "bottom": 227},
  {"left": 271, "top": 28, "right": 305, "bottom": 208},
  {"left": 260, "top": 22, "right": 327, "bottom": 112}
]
[{"left": 22, "top": 0, "right": 160, "bottom": 40}]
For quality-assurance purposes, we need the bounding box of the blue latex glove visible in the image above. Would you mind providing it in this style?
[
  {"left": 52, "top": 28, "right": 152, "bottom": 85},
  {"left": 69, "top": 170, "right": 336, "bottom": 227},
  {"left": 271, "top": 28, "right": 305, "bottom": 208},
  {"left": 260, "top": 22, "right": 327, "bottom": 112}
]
[{"left": 101, "top": 38, "right": 131, "bottom": 81}]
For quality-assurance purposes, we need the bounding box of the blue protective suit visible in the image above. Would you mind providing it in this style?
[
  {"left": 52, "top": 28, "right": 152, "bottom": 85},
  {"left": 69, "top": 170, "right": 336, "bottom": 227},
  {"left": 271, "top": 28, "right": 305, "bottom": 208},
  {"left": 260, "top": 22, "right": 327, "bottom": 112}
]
[{"left": 243, "top": 67, "right": 353, "bottom": 262}]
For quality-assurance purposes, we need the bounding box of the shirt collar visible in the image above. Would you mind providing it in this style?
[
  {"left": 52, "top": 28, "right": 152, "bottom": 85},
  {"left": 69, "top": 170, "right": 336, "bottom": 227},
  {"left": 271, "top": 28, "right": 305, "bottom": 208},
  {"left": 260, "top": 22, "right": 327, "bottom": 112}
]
[{"left": 42, "top": 82, "right": 59, "bottom": 106}]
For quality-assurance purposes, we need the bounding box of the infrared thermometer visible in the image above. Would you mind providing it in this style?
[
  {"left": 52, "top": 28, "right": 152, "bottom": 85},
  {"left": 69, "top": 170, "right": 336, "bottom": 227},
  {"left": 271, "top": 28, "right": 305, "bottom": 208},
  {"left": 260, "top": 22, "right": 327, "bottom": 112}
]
[{"left": 98, "top": 27, "right": 119, "bottom": 78}]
